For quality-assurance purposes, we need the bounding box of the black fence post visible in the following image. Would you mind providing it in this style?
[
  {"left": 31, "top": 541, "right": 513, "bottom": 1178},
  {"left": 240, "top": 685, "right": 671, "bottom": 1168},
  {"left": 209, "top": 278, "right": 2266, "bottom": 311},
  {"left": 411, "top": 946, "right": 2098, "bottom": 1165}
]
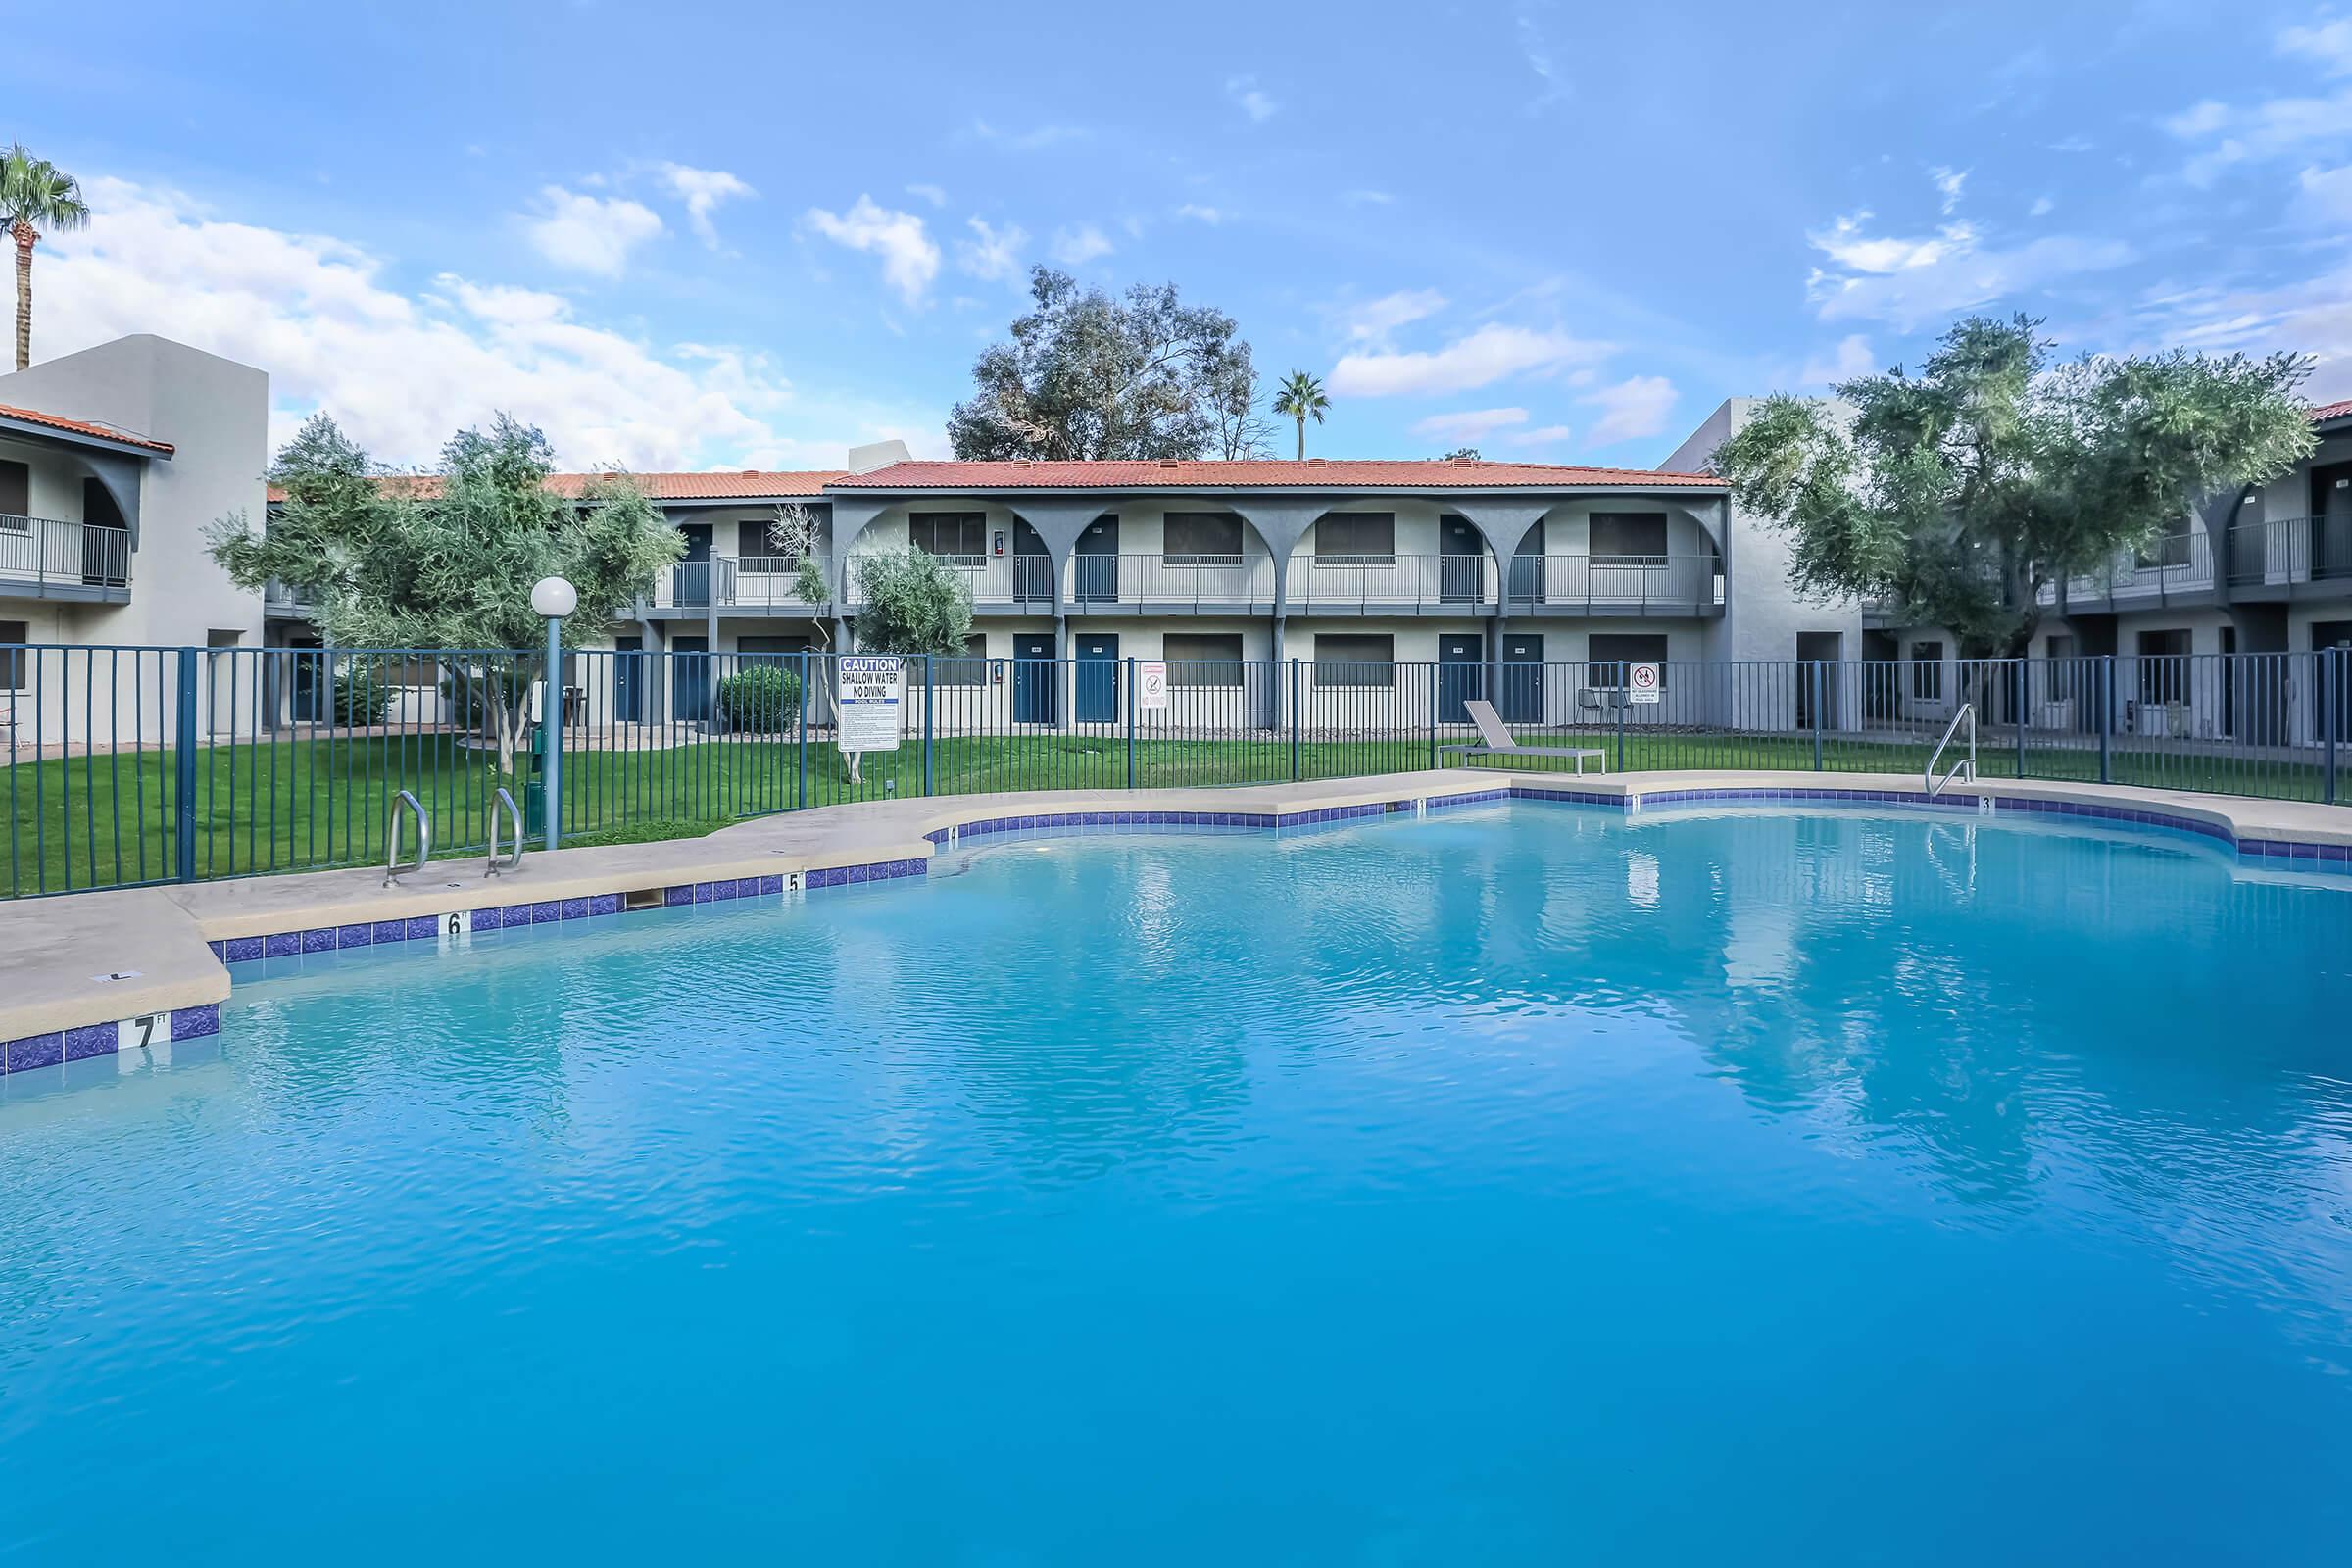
[
  {"left": 922, "top": 653, "right": 935, "bottom": 797},
  {"left": 1809, "top": 662, "right": 1824, "bottom": 770},
  {"left": 2327, "top": 647, "right": 2339, "bottom": 807},
  {"left": 1289, "top": 659, "right": 1301, "bottom": 782},
  {"left": 2014, "top": 659, "right": 2028, "bottom": 780},
  {"left": 1124, "top": 655, "right": 1137, "bottom": 791},
  {"left": 174, "top": 648, "right": 198, "bottom": 882},
  {"left": 797, "top": 650, "right": 809, "bottom": 810},
  {"left": 2099, "top": 655, "right": 2114, "bottom": 785},
  {"left": 1615, "top": 689, "right": 1627, "bottom": 774},
  {"left": 1428, "top": 662, "right": 1439, "bottom": 772}
]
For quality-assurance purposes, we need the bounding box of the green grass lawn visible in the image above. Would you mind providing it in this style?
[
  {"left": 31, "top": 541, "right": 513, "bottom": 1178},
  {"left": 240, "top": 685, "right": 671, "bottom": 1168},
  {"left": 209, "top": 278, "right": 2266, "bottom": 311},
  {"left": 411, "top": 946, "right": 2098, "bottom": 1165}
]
[{"left": 4, "top": 724, "right": 2340, "bottom": 897}]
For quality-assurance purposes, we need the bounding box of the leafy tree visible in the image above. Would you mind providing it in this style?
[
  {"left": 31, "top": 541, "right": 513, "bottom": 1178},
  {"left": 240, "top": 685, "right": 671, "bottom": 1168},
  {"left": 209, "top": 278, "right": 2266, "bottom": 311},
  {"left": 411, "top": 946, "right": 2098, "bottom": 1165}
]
[
  {"left": 852, "top": 549, "right": 974, "bottom": 655},
  {"left": 1273, "top": 369, "right": 1330, "bottom": 461},
  {"left": 1443, "top": 446, "right": 1481, "bottom": 462},
  {"left": 208, "top": 413, "right": 684, "bottom": 773},
  {"left": 948, "top": 267, "right": 1258, "bottom": 460},
  {"left": 0, "top": 145, "right": 90, "bottom": 371},
  {"left": 1712, "top": 315, "right": 2315, "bottom": 660}
]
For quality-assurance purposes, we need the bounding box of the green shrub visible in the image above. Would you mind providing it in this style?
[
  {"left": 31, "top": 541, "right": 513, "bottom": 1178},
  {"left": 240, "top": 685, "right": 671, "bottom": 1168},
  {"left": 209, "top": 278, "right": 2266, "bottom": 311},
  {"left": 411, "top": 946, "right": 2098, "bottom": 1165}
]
[
  {"left": 716, "top": 663, "right": 804, "bottom": 732},
  {"left": 332, "top": 663, "right": 394, "bottom": 727}
]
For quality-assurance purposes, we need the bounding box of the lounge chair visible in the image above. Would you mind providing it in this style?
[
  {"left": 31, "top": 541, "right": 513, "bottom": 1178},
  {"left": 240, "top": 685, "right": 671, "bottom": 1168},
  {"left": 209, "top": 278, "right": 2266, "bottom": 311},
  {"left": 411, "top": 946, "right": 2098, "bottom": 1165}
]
[{"left": 1440, "top": 699, "right": 1608, "bottom": 774}]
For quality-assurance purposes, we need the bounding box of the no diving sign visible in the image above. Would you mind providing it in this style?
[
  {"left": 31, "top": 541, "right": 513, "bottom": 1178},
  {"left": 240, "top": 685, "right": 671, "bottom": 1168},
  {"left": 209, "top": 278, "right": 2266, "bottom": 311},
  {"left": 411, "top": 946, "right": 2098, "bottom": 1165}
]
[
  {"left": 837, "top": 656, "right": 906, "bottom": 752},
  {"left": 1628, "top": 662, "right": 1662, "bottom": 705},
  {"left": 1138, "top": 662, "right": 1169, "bottom": 711}
]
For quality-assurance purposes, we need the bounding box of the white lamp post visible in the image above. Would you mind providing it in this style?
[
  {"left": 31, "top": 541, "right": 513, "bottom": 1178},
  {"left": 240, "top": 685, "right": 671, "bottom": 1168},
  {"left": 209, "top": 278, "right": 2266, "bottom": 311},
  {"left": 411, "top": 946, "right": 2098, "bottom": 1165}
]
[{"left": 530, "top": 576, "right": 576, "bottom": 851}]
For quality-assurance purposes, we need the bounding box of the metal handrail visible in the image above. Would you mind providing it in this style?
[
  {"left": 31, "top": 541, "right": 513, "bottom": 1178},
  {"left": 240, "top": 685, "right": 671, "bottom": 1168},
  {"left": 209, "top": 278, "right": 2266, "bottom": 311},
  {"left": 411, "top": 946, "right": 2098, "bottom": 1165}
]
[
  {"left": 1926, "top": 702, "right": 1977, "bottom": 798},
  {"left": 485, "top": 786, "right": 524, "bottom": 876},
  {"left": 384, "top": 789, "right": 430, "bottom": 886}
]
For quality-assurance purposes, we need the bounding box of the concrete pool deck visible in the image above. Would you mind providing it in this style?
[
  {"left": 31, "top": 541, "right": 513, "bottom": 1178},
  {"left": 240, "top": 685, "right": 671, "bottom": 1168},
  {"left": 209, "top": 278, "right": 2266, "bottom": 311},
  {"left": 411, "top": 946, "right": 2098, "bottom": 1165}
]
[{"left": 3, "top": 768, "right": 2350, "bottom": 1064}]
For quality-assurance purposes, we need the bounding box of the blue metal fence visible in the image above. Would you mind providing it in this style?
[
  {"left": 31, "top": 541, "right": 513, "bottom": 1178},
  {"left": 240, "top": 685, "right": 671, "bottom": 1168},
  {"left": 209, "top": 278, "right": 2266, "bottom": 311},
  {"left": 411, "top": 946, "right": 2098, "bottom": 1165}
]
[{"left": 3, "top": 642, "right": 2345, "bottom": 898}]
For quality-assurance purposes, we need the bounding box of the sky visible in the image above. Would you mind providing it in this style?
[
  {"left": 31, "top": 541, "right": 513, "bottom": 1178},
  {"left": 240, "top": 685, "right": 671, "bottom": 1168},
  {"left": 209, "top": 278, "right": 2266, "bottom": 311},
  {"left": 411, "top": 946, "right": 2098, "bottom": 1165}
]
[{"left": 10, "top": 0, "right": 2352, "bottom": 474}]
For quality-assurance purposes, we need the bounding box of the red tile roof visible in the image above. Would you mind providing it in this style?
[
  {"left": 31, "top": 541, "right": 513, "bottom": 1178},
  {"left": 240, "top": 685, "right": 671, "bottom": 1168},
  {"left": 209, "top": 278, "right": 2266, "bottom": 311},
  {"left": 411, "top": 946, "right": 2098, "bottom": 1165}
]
[
  {"left": 2310, "top": 400, "right": 2352, "bottom": 424},
  {"left": 0, "top": 401, "right": 174, "bottom": 455},
  {"left": 267, "top": 469, "right": 844, "bottom": 504},
  {"left": 829, "top": 458, "right": 1726, "bottom": 491}
]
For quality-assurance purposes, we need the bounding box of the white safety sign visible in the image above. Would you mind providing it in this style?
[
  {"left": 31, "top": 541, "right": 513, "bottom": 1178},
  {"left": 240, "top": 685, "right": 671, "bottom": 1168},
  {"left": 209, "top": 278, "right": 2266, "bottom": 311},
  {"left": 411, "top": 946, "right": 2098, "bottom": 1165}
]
[
  {"left": 1629, "top": 662, "right": 1662, "bottom": 705},
  {"left": 837, "top": 656, "right": 906, "bottom": 752},
  {"left": 1137, "top": 662, "right": 1169, "bottom": 711}
]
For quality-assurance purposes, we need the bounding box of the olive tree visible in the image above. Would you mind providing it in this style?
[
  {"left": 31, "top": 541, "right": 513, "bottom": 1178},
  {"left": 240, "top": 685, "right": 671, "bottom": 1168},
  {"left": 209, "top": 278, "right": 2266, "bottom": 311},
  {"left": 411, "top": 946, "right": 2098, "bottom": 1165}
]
[{"left": 209, "top": 413, "right": 684, "bottom": 775}]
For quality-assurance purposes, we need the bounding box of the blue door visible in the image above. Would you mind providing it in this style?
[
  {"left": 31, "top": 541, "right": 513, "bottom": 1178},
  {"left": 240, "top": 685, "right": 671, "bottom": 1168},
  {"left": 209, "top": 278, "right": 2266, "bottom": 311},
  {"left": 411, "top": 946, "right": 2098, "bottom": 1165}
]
[
  {"left": 1013, "top": 633, "right": 1056, "bottom": 724},
  {"left": 1438, "top": 634, "right": 1484, "bottom": 725},
  {"left": 614, "top": 635, "right": 644, "bottom": 723},
  {"left": 1075, "top": 514, "right": 1119, "bottom": 604},
  {"left": 1076, "top": 633, "right": 1119, "bottom": 723},
  {"left": 1499, "top": 633, "right": 1544, "bottom": 722},
  {"left": 671, "top": 635, "right": 710, "bottom": 723}
]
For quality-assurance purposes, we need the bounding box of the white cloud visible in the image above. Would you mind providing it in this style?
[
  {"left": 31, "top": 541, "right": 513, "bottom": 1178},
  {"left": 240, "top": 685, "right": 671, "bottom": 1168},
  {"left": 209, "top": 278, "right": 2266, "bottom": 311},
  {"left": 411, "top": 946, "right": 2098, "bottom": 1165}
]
[
  {"left": 2132, "top": 263, "right": 2352, "bottom": 401},
  {"left": 1580, "top": 374, "right": 1677, "bottom": 445},
  {"left": 2164, "top": 100, "right": 2230, "bottom": 138},
  {"left": 1050, "top": 222, "right": 1112, "bottom": 266},
  {"left": 1799, "top": 333, "right": 1877, "bottom": 386},
  {"left": 1930, "top": 166, "right": 1969, "bottom": 214},
  {"left": 2280, "top": 18, "right": 2352, "bottom": 75},
  {"left": 1508, "top": 423, "right": 1573, "bottom": 446},
  {"left": 1806, "top": 211, "right": 2132, "bottom": 328},
  {"left": 656, "top": 163, "right": 755, "bottom": 247},
  {"left": 521, "top": 186, "right": 663, "bottom": 277},
  {"left": 2030, "top": 195, "right": 2055, "bottom": 217},
  {"left": 965, "top": 119, "right": 1088, "bottom": 151},
  {"left": 2297, "top": 162, "right": 2352, "bottom": 221},
  {"left": 1342, "top": 189, "right": 1395, "bottom": 207},
  {"left": 1410, "top": 407, "right": 1531, "bottom": 443},
  {"left": 1175, "top": 204, "right": 1227, "bottom": 224},
  {"left": 906, "top": 183, "right": 948, "bottom": 208},
  {"left": 1808, "top": 212, "right": 1978, "bottom": 274},
  {"left": 805, "top": 196, "right": 940, "bottom": 306},
  {"left": 39, "top": 177, "right": 945, "bottom": 470},
  {"left": 1515, "top": 2, "right": 1568, "bottom": 112},
  {"left": 1226, "top": 74, "right": 1278, "bottom": 122},
  {"left": 1330, "top": 322, "right": 1610, "bottom": 397},
  {"left": 1341, "top": 287, "right": 1448, "bottom": 343},
  {"left": 956, "top": 216, "right": 1027, "bottom": 282}
]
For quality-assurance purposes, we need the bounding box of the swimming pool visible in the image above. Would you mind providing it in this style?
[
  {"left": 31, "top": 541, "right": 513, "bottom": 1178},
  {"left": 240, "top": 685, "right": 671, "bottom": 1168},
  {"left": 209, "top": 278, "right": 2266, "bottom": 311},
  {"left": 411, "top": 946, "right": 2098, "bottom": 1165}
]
[{"left": 3, "top": 800, "right": 2349, "bottom": 1562}]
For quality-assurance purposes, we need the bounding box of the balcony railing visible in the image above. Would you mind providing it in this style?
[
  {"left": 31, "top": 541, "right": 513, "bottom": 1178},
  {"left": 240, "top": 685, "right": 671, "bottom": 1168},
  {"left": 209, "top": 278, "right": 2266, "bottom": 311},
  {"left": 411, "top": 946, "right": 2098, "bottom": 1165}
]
[
  {"left": 2224, "top": 515, "right": 2352, "bottom": 594},
  {"left": 2045, "top": 532, "right": 2215, "bottom": 607},
  {"left": 1286, "top": 553, "right": 1720, "bottom": 612},
  {"left": 844, "top": 551, "right": 1057, "bottom": 609},
  {"left": 264, "top": 578, "right": 318, "bottom": 614},
  {"left": 0, "top": 514, "right": 131, "bottom": 595},
  {"left": 1067, "top": 551, "right": 1278, "bottom": 608}
]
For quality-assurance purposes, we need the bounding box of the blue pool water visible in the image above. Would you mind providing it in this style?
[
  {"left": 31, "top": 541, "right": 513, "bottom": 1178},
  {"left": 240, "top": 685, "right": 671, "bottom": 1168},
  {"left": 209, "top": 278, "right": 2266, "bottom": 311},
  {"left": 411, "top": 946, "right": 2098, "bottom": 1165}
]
[{"left": 3, "top": 802, "right": 2351, "bottom": 1563}]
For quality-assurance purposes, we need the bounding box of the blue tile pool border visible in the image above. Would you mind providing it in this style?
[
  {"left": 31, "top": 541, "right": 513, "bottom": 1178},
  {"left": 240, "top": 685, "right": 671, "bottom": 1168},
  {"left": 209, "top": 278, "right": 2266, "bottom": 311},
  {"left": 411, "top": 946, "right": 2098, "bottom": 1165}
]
[{"left": 7, "top": 784, "right": 2345, "bottom": 1079}]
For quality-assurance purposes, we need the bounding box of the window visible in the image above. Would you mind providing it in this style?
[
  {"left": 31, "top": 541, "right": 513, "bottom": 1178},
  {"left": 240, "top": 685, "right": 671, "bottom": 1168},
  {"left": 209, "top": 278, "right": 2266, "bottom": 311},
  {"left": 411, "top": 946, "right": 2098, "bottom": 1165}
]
[
  {"left": 1315, "top": 513, "right": 1396, "bottom": 564},
  {"left": 1314, "top": 633, "right": 1395, "bottom": 687},
  {"left": 2045, "top": 634, "right": 2079, "bottom": 701},
  {"left": 0, "top": 460, "right": 26, "bottom": 521},
  {"left": 1165, "top": 633, "right": 1245, "bottom": 687},
  {"left": 0, "top": 619, "right": 24, "bottom": 690},
  {"left": 908, "top": 512, "right": 986, "bottom": 563},
  {"left": 2137, "top": 629, "right": 2191, "bottom": 705},
  {"left": 1589, "top": 512, "right": 1669, "bottom": 564},
  {"left": 935, "top": 633, "right": 991, "bottom": 686},
  {"left": 1589, "top": 633, "right": 1670, "bottom": 688},
  {"left": 1163, "top": 512, "right": 1246, "bottom": 566},
  {"left": 1911, "top": 642, "right": 1944, "bottom": 700}
]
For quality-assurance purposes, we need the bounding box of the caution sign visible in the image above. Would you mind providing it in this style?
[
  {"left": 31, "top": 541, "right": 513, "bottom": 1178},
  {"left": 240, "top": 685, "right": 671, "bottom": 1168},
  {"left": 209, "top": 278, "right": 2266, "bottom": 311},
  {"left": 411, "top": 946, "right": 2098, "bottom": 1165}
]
[
  {"left": 1629, "top": 662, "right": 1662, "bottom": 705},
  {"left": 837, "top": 655, "right": 905, "bottom": 752},
  {"left": 1138, "top": 662, "right": 1169, "bottom": 711}
]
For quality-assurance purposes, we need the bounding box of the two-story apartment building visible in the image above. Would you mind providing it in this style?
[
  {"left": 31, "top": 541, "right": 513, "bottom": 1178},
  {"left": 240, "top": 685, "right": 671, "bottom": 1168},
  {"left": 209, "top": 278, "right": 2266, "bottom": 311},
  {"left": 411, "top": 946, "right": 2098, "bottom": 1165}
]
[
  {"left": 1862, "top": 402, "right": 2352, "bottom": 748},
  {"left": 0, "top": 335, "right": 270, "bottom": 749}
]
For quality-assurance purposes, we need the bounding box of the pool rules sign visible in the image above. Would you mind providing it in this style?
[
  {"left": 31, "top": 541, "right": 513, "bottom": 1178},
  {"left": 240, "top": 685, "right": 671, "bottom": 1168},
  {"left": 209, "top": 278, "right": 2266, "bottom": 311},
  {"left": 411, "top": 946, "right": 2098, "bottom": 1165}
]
[{"left": 837, "top": 656, "right": 906, "bottom": 752}]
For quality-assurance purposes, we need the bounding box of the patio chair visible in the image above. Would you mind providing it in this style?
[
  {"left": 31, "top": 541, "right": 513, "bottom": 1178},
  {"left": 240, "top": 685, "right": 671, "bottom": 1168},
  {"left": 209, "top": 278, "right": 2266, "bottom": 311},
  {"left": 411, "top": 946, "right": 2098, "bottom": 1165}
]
[{"left": 1441, "top": 699, "right": 1608, "bottom": 774}]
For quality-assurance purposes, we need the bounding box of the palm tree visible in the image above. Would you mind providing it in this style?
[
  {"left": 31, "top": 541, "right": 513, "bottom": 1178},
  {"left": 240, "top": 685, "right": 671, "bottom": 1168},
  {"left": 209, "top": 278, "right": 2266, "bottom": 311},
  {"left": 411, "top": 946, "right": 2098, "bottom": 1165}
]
[
  {"left": 0, "top": 146, "right": 91, "bottom": 371},
  {"left": 1272, "top": 370, "right": 1330, "bottom": 461}
]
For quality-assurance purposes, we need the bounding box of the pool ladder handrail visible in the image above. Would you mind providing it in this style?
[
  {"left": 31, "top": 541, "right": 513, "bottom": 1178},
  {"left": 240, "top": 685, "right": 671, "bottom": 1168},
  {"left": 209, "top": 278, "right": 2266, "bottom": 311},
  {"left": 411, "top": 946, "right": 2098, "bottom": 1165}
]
[
  {"left": 1927, "top": 702, "right": 1978, "bottom": 798},
  {"left": 384, "top": 790, "right": 430, "bottom": 887},
  {"left": 485, "top": 786, "right": 525, "bottom": 877}
]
